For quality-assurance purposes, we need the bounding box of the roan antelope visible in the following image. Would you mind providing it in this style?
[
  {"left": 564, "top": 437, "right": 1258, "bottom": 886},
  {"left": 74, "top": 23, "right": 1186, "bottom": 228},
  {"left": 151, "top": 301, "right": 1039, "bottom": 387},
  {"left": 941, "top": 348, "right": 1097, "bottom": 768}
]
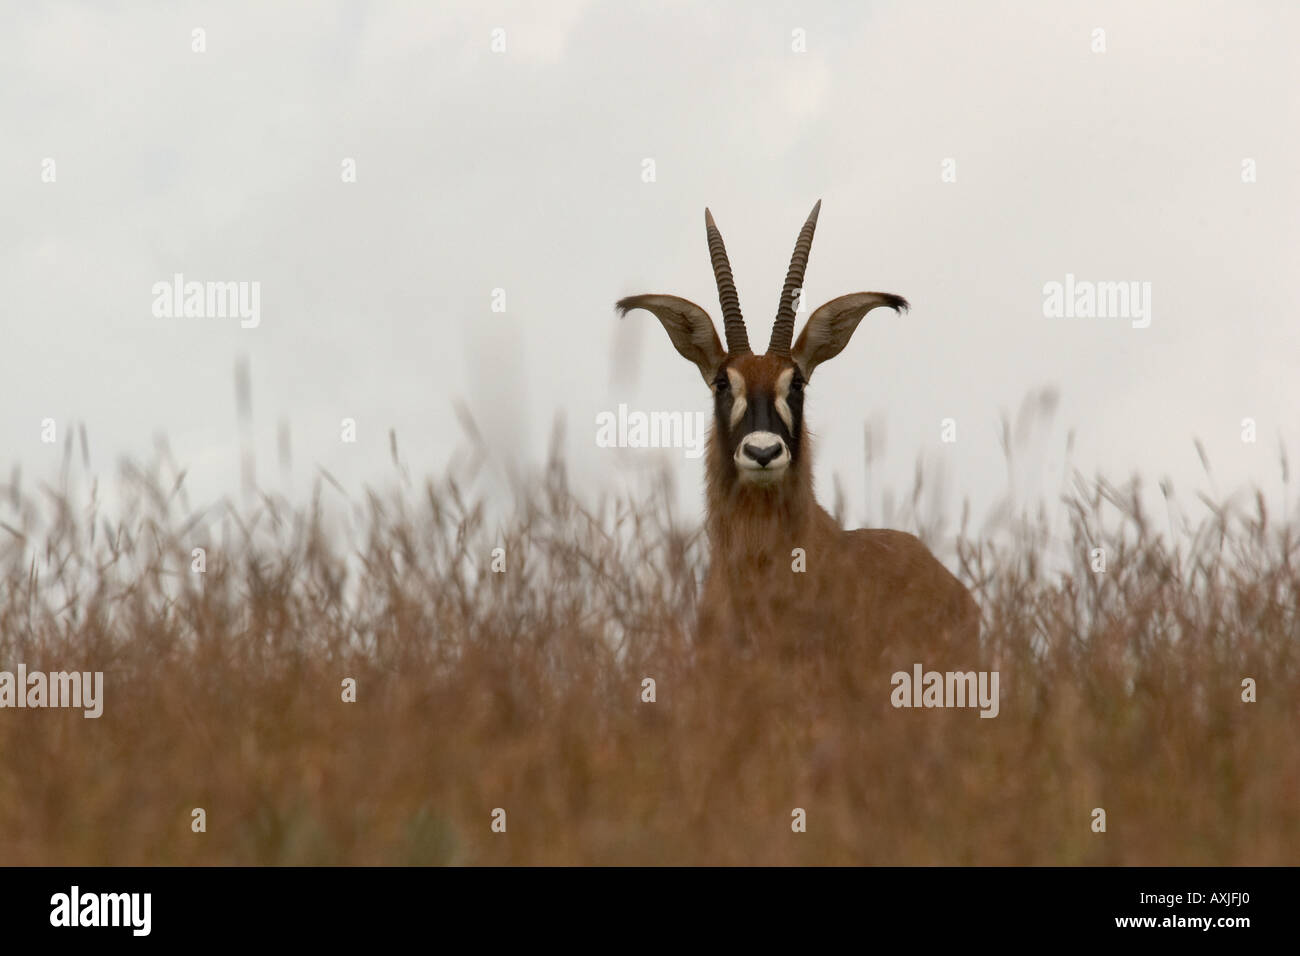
[{"left": 617, "top": 202, "right": 979, "bottom": 665}]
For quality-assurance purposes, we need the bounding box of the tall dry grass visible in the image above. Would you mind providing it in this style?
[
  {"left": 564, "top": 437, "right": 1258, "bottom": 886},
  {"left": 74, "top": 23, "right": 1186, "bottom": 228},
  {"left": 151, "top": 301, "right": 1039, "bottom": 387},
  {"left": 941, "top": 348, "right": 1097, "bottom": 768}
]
[{"left": 0, "top": 416, "right": 1296, "bottom": 865}]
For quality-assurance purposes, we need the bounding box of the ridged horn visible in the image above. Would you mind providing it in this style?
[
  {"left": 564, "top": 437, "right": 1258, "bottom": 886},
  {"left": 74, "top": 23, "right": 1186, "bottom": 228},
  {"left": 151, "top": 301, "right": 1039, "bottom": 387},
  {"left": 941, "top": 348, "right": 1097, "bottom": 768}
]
[
  {"left": 769, "top": 199, "right": 821, "bottom": 355},
  {"left": 705, "top": 208, "right": 750, "bottom": 354}
]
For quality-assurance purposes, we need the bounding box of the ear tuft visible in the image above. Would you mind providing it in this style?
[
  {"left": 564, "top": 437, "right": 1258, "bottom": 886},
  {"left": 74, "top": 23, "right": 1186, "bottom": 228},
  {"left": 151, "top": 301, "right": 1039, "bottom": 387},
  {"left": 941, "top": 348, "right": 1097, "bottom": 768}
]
[
  {"left": 615, "top": 296, "right": 644, "bottom": 317},
  {"left": 879, "top": 293, "right": 909, "bottom": 314}
]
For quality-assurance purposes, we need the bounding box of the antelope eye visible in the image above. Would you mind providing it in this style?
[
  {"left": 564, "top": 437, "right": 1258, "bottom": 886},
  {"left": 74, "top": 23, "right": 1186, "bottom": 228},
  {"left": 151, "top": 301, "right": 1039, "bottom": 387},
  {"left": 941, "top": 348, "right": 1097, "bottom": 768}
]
[
  {"left": 790, "top": 377, "right": 804, "bottom": 393},
  {"left": 714, "top": 376, "right": 730, "bottom": 392}
]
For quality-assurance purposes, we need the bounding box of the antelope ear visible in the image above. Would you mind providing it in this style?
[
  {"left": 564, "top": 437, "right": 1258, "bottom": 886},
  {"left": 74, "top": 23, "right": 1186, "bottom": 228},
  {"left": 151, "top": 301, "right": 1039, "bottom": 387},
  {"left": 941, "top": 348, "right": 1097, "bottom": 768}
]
[
  {"left": 792, "top": 292, "right": 909, "bottom": 380},
  {"left": 616, "top": 294, "right": 727, "bottom": 384}
]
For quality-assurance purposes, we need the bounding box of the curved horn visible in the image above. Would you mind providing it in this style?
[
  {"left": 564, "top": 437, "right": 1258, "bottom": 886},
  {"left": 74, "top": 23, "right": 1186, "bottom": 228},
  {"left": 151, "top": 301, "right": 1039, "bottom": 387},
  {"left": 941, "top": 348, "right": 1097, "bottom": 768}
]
[
  {"left": 705, "top": 208, "right": 750, "bottom": 354},
  {"left": 769, "top": 199, "right": 821, "bottom": 356}
]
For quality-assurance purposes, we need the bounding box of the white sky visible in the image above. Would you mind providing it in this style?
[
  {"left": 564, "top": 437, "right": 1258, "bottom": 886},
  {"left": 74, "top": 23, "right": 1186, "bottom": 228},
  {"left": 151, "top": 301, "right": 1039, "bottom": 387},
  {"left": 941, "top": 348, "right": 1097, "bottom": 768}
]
[{"left": 3, "top": 1, "right": 1298, "bottom": 543}]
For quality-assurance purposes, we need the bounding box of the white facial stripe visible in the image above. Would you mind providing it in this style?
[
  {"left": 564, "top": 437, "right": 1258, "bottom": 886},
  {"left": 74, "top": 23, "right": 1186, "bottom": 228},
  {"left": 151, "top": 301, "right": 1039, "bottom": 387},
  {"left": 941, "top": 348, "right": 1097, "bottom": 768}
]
[
  {"left": 774, "top": 367, "right": 794, "bottom": 432},
  {"left": 726, "top": 368, "right": 747, "bottom": 428}
]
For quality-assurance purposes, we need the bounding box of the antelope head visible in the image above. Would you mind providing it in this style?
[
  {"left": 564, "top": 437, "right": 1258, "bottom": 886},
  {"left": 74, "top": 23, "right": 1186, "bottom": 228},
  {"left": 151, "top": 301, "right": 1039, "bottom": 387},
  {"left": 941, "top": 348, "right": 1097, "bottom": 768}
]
[{"left": 617, "top": 201, "right": 908, "bottom": 493}]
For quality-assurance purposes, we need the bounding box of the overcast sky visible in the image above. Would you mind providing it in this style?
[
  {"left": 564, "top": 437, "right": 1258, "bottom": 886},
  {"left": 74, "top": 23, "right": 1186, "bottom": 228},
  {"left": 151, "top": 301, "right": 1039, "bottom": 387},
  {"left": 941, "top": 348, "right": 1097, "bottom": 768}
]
[{"left": 3, "top": 1, "right": 1298, "bottom": 544}]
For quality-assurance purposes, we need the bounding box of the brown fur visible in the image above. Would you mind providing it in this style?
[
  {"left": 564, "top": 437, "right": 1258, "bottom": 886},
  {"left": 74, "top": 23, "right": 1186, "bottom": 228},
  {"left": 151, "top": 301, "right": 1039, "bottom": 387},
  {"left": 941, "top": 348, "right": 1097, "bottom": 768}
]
[
  {"left": 698, "top": 352, "right": 980, "bottom": 668},
  {"left": 617, "top": 205, "right": 980, "bottom": 668}
]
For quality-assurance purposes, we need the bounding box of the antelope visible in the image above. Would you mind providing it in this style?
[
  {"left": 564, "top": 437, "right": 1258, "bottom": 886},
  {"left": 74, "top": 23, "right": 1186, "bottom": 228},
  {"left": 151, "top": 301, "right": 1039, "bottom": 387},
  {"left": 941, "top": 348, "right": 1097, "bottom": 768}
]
[{"left": 617, "top": 202, "right": 979, "bottom": 665}]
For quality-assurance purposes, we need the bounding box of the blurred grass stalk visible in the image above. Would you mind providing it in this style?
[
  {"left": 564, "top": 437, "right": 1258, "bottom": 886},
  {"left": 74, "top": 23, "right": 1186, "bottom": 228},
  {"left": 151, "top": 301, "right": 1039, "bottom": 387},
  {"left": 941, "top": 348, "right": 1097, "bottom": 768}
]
[{"left": 0, "top": 398, "right": 1296, "bottom": 865}]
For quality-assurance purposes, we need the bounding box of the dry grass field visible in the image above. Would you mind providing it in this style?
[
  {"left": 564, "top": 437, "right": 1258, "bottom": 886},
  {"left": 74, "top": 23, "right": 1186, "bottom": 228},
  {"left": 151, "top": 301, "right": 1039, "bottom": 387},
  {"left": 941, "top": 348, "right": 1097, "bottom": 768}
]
[{"left": 1, "top": 422, "right": 1296, "bottom": 866}]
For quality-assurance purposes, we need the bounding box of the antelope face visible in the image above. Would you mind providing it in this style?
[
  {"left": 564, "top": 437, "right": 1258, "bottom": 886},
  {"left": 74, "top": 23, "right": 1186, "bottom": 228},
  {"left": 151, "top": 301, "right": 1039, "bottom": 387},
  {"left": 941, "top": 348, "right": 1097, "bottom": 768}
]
[
  {"left": 617, "top": 201, "right": 909, "bottom": 491},
  {"left": 714, "top": 354, "right": 804, "bottom": 486}
]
